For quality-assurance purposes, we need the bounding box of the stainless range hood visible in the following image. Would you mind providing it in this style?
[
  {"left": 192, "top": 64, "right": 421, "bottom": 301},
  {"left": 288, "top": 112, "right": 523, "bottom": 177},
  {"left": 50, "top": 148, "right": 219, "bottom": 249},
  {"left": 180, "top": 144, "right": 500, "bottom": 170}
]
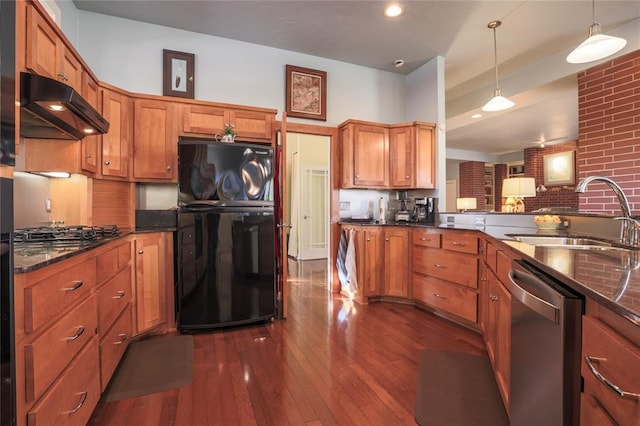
[{"left": 20, "top": 72, "right": 109, "bottom": 140}]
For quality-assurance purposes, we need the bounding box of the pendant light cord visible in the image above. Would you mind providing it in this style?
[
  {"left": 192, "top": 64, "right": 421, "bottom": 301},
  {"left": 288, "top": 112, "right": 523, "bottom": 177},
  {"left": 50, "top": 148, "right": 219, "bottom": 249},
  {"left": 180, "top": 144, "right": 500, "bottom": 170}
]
[{"left": 493, "top": 25, "right": 499, "bottom": 91}]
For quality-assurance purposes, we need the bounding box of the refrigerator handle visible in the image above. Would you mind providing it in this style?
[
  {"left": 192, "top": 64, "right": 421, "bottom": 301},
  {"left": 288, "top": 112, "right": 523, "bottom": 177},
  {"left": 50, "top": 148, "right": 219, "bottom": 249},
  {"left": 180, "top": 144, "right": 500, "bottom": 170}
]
[{"left": 508, "top": 268, "right": 559, "bottom": 323}]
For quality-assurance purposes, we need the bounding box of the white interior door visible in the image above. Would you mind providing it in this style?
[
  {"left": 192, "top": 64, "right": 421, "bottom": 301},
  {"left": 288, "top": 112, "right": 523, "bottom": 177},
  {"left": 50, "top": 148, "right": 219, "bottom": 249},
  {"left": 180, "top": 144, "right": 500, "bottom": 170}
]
[{"left": 298, "top": 164, "right": 329, "bottom": 260}]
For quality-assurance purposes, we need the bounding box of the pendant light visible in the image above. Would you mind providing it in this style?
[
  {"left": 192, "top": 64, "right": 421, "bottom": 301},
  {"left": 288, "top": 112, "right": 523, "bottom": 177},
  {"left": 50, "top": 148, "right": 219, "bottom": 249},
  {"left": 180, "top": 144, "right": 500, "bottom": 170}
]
[
  {"left": 482, "top": 20, "right": 514, "bottom": 112},
  {"left": 566, "top": 0, "right": 627, "bottom": 64}
]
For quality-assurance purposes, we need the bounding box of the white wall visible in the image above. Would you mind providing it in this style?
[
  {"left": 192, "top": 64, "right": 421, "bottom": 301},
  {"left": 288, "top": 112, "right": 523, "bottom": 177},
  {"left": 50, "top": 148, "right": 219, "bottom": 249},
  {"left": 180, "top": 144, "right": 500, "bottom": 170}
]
[{"left": 75, "top": 11, "right": 406, "bottom": 127}]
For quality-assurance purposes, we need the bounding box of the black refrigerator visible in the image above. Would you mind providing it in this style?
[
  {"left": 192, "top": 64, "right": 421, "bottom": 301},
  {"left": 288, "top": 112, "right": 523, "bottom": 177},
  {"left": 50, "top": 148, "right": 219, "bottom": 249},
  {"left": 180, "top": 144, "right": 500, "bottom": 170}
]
[{"left": 175, "top": 138, "right": 276, "bottom": 332}]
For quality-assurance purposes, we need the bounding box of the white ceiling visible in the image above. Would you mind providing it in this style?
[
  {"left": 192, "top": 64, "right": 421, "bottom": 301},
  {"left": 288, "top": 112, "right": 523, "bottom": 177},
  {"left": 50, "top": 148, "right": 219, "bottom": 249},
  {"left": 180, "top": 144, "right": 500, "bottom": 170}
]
[{"left": 73, "top": 0, "right": 640, "bottom": 156}]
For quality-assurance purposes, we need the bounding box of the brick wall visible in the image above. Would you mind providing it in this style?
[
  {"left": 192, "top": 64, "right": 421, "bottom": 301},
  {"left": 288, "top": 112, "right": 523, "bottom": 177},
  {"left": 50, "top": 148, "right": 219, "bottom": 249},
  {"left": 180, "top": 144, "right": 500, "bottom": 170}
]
[
  {"left": 577, "top": 49, "right": 640, "bottom": 215},
  {"left": 494, "top": 163, "right": 507, "bottom": 210},
  {"left": 524, "top": 142, "right": 579, "bottom": 212},
  {"left": 459, "top": 161, "right": 486, "bottom": 210}
]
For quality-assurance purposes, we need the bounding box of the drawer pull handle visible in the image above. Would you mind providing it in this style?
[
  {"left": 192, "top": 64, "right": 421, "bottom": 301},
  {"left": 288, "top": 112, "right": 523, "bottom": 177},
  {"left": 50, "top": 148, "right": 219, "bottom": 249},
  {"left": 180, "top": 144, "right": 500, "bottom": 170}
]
[
  {"left": 434, "top": 264, "right": 447, "bottom": 269},
  {"left": 489, "top": 295, "right": 498, "bottom": 301},
  {"left": 112, "top": 291, "right": 126, "bottom": 299},
  {"left": 451, "top": 242, "right": 466, "bottom": 246},
  {"left": 138, "top": 249, "right": 144, "bottom": 254},
  {"left": 433, "top": 293, "right": 447, "bottom": 299},
  {"left": 585, "top": 356, "right": 640, "bottom": 399},
  {"left": 65, "top": 326, "right": 85, "bottom": 342},
  {"left": 420, "top": 237, "right": 432, "bottom": 241},
  {"left": 114, "top": 333, "right": 128, "bottom": 345},
  {"left": 63, "top": 391, "right": 88, "bottom": 414},
  {"left": 62, "top": 281, "right": 84, "bottom": 292}
]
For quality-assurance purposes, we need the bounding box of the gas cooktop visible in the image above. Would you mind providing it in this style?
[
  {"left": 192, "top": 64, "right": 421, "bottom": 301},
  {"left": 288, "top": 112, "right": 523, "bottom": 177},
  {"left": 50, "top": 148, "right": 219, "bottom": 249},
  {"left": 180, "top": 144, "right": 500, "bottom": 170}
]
[
  {"left": 14, "top": 225, "right": 119, "bottom": 244},
  {"left": 13, "top": 225, "right": 120, "bottom": 264}
]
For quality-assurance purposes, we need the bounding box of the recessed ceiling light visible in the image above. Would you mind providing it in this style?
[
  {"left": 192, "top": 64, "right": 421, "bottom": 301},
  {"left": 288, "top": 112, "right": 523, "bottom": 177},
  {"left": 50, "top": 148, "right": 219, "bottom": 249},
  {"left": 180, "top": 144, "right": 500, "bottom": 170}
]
[
  {"left": 394, "top": 59, "right": 405, "bottom": 68},
  {"left": 471, "top": 113, "right": 482, "bottom": 119},
  {"left": 385, "top": 4, "right": 403, "bottom": 17},
  {"left": 49, "top": 104, "right": 64, "bottom": 111}
]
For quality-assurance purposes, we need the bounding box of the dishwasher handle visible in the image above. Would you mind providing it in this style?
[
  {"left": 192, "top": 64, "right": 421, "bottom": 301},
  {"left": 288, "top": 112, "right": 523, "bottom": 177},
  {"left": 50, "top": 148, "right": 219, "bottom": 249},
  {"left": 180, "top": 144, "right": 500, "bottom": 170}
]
[{"left": 508, "top": 268, "right": 560, "bottom": 323}]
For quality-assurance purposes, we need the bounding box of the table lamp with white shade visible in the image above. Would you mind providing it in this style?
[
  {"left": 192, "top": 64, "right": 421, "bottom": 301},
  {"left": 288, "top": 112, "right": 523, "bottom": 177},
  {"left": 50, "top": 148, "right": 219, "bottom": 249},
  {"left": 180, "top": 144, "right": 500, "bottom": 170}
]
[
  {"left": 502, "top": 177, "right": 536, "bottom": 212},
  {"left": 456, "top": 197, "right": 477, "bottom": 212}
]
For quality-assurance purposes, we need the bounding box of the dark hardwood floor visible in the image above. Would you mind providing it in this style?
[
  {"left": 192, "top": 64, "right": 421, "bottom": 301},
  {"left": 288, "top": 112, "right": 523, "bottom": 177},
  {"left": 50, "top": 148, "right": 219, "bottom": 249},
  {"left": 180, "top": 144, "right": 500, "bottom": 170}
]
[{"left": 89, "top": 259, "right": 485, "bottom": 425}]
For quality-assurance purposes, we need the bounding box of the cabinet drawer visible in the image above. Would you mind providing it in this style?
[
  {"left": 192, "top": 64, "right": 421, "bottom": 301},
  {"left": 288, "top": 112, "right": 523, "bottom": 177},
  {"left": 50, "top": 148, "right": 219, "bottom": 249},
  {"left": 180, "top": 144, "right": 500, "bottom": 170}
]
[
  {"left": 582, "top": 315, "right": 640, "bottom": 425},
  {"left": 96, "top": 241, "right": 131, "bottom": 284},
  {"left": 412, "top": 229, "right": 441, "bottom": 248},
  {"left": 27, "top": 338, "right": 100, "bottom": 426},
  {"left": 413, "top": 247, "right": 478, "bottom": 289},
  {"left": 97, "top": 265, "right": 132, "bottom": 335},
  {"left": 442, "top": 233, "right": 478, "bottom": 254},
  {"left": 24, "top": 257, "right": 96, "bottom": 333},
  {"left": 100, "top": 305, "right": 132, "bottom": 391},
  {"left": 413, "top": 274, "right": 477, "bottom": 323},
  {"left": 25, "top": 295, "right": 97, "bottom": 402}
]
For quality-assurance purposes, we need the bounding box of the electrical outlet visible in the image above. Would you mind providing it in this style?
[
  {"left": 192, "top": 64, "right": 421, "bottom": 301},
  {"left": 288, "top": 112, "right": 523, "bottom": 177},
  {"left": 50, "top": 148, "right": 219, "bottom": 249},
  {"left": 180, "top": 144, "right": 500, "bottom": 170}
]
[
  {"left": 339, "top": 201, "right": 350, "bottom": 211},
  {"left": 44, "top": 196, "right": 51, "bottom": 212}
]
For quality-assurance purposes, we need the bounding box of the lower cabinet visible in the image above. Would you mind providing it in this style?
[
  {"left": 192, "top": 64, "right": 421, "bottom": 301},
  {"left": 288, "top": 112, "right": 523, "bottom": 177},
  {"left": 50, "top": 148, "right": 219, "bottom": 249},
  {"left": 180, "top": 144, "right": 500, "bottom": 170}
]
[
  {"left": 581, "top": 302, "right": 640, "bottom": 425},
  {"left": 412, "top": 228, "right": 479, "bottom": 324},
  {"left": 483, "top": 242, "right": 514, "bottom": 415},
  {"left": 362, "top": 227, "right": 383, "bottom": 296},
  {"left": 26, "top": 338, "right": 101, "bottom": 426},
  {"left": 133, "top": 232, "right": 173, "bottom": 335},
  {"left": 383, "top": 228, "right": 409, "bottom": 297}
]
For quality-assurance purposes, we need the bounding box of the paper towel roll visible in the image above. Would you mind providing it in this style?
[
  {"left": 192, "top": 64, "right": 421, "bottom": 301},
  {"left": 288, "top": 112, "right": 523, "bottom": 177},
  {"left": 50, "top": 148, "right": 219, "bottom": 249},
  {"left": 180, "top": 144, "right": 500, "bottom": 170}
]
[{"left": 379, "top": 197, "right": 386, "bottom": 224}]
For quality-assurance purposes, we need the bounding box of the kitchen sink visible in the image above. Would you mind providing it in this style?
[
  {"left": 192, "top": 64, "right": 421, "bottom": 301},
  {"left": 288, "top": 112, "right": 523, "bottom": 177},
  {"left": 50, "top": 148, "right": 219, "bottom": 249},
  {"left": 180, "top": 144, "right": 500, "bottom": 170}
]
[{"left": 507, "top": 235, "right": 614, "bottom": 248}]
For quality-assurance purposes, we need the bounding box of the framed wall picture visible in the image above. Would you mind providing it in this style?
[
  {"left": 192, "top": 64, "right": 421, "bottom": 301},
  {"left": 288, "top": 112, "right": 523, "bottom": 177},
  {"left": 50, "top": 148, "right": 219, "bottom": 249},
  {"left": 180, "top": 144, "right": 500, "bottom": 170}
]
[
  {"left": 285, "top": 65, "right": 326, "bottom": 121},
  {"left": 163, "top": 49, "right": 194, "bottom": 99},
  {"left": 543, "top": 151, "right": 575, "bottom": 186}
]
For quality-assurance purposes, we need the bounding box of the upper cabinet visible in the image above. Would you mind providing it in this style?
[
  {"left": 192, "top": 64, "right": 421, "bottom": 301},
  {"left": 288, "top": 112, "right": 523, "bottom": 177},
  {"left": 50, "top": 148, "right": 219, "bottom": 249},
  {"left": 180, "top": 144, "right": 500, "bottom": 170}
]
[
  {"left": 101, "top": 87, "right": 132, "bottom": 179},
  {"left": 340, "top": 120, "right": 436, "bottom": 189},
  {"left": 25, "top": 3, "right": 82, "bottom": 92},
  {"left": 340, "top": 121, "right": 389, "bottom": 188},
  {"left": 180, "top": 103, "right": 275, "bottom": 143},
  {"left": 81, "top": 73, "right": 101, "bottom": 174},
  {"left": 134, "top": 99, "right": 177, "bottom": 181}
]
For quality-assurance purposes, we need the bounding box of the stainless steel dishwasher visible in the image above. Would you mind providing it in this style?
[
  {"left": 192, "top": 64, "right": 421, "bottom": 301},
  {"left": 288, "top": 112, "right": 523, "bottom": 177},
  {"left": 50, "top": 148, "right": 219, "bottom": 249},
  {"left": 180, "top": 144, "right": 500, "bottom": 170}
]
[{"left": 508, "top": 259, "right": 583, "bottom": 426}]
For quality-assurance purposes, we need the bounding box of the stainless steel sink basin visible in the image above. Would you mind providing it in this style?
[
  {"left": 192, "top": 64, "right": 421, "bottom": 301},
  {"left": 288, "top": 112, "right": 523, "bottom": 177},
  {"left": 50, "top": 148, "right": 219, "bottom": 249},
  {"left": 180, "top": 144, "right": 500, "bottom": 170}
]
[{"left": 507, "top": 235, "right": 613, "bottom": 248}]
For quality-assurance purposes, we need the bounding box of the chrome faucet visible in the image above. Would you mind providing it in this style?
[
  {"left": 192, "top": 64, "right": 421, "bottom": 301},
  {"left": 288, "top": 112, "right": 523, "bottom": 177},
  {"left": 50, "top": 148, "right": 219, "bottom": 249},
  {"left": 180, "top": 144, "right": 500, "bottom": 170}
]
[{"left": 575, "top": 176, "right": 640, "bottom": 246}]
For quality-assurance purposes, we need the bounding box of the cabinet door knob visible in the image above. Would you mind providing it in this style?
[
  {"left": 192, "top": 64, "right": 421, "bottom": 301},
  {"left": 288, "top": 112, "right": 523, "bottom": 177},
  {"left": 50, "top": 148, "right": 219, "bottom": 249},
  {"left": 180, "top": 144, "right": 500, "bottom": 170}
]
[
  {"left": 355, "top": 174, "right": 360, "bottom": 178},
  {"left": 104, "top": 160, "right": 111, "bottom": 165},
  {"left": 166, "top": 165, "right": 172, "bottom": 171},
  {"left": 366, "top": 238, "right": 370, "bottom": 242},
  {"left": 405, "top": 175, "right": 410, "bottom": 179},
  {"left": 85, "top": 154, "right": 91, "bottom": 159},
  {"left": 57, "top": 72, "right": 65, "bottom": 79},
  {"left": 138, "top": 249, "right": 144, "bottom": 254},
  {"left": 385, "top": 238, "right": 389, "bottom": 241}
]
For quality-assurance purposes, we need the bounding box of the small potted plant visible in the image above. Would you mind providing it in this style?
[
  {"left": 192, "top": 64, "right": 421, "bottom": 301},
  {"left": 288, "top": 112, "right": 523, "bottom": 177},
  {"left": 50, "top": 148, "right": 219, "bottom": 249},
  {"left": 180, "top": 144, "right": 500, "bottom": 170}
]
[{"left": 220, "top": 123, "right": 237, "bottom": 143}]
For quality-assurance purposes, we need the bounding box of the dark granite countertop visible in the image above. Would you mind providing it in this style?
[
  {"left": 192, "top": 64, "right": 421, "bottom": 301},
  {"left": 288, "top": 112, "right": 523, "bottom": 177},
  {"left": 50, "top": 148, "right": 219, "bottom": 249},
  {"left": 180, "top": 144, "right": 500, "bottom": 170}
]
[
  {"left": 502, "top": 239, "right": 640, "bottom": 327},
  {"left": 14, "top": 231, "right": 134, "bottom": 273}
]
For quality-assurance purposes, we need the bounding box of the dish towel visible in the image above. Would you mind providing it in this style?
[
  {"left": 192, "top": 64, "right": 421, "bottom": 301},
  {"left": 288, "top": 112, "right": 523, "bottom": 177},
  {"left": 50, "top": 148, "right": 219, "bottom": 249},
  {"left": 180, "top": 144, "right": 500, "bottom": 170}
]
[
  {"left": 345, "top": 229, "right": 358, "bottom": 292},
  {"left": 336, "top": 229, "right": 348, "bottom": 288}
]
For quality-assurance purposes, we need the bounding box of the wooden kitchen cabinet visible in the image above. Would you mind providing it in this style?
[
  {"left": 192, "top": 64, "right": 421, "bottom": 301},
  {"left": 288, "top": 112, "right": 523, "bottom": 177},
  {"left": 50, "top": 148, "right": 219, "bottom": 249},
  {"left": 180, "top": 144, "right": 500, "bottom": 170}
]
[
  {"left": 482, "top": 241, "right": 515, "bottom": 414},
  {"left": 180, "top": 103, "right": 275, "bottom": 142},
  {"left": 133, "top": 232, "right": 173, "bottom": 334},
  {"left": 581, "top": 301, "right": 640, "bottom": 425},
  {"left": 134, "top": 99, "right": 177, "bottom": 181},
  {"left": 13, "top": 250, "right": 100, "bottom": 426},
  {"left": 101, "top": 87, "right": 132, "bottom": 179},
  {"left": 25, "top": 3, "right": 82, "bottom": 92},
  {"left": 81, "top": 72, "right": 100, "bottom": 174},
  {"left": 340, "top": 121, "right": 389, "bottom": 188},
  {"left": 383, "top": 227, "right": 410, "bottom": 297},
  {"left": 412, "top": 229, "right": 479, "bottom": 324},
  {"left": 96, "top": 239, "right": 132, "bottom": 390},
  {"left": 362, "top": 227, "right": 384, "bottom": 296},
  {"left": 340, "top": 120, "right": 435, "bottom": 189},
  {"left": 389, "top": 122, "right": 436, "bottom": 189}
]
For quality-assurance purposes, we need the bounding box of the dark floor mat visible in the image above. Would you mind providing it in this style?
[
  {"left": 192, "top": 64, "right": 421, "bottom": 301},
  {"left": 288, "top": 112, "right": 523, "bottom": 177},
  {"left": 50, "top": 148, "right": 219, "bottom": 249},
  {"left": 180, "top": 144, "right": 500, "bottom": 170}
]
[
  {"left": 101, "top": 335, "right": 194, "bottom": 402},
  {"left": 415, "top": 350, "right": 509, "bottom": 426}
]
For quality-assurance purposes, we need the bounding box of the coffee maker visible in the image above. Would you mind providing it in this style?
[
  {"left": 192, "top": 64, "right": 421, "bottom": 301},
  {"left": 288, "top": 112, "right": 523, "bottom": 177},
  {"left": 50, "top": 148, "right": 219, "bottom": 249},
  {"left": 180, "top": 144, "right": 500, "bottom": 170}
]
[{"left": 412, "top": 197, "right": 437, "bottom": 224}]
